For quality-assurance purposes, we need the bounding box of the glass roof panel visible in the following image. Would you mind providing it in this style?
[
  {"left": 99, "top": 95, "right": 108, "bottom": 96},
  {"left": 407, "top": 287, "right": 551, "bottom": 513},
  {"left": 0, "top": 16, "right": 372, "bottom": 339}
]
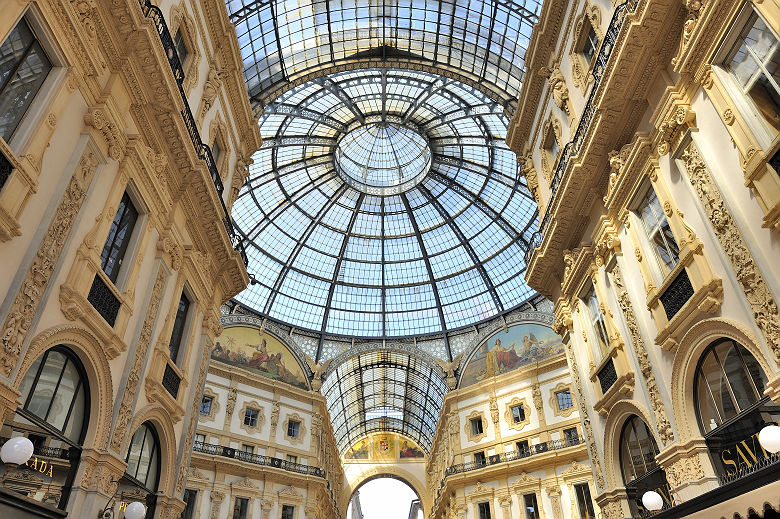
[
  {"left": 233, "top": 68, "right": 538, "bottom": 339},
  {"left": 226, "top": 0, "right": 541, "bottom": 113}
]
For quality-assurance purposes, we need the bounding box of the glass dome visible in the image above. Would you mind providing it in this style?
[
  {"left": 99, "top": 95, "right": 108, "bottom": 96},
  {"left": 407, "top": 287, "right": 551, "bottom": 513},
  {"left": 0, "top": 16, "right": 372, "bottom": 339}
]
[
  {"left": 232, "top": 68, "right": 539, "bottom": 338},
  {"left": 335, "top": 122, "right": 431, "bottom": 195}
]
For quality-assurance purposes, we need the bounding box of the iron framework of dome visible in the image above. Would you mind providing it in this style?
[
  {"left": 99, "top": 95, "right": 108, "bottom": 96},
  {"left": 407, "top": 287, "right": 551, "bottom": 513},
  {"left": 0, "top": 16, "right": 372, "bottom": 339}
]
[
  {"left": 226, "top": 0, "right": 542, "bottom": 114},
  {"left": 231, "top": 67, "right": 540, "bottom": 343}
]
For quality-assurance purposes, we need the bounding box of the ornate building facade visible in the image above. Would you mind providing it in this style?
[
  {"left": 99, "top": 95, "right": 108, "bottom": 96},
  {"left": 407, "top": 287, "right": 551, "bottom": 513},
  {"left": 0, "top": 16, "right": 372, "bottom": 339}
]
[
  {"left": 508, "top": 0, "right": 780, "bottom": 517},
  {"left": 0, "top": 0, "right": 259, "bottom": 517}
]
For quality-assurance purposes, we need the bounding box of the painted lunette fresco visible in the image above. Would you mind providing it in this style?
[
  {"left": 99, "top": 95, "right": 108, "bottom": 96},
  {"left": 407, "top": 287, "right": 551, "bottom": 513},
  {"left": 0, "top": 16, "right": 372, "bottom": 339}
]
[
  {"left": 344, "top": 433, "right": 425, "bottom": 460},
  {"left": 212, "top": 325, "right": 308, "bottom": 390},
  {"left": 459, "top": 322, "right": 564, "bottom": 387}
]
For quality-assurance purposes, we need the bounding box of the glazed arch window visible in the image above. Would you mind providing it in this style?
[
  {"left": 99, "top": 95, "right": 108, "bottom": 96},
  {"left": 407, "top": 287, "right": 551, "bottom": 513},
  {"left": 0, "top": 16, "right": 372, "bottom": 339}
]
[
  {"left": 99, "top": 191, "right": 140, "bottom": 285},
  {"left": 634, "top": 185, "right": 680, "bottom": 280},
  {"left": 0, "top": 13, "right": 53, "bottom": 143},
  {"left": 721, "top": 6, "right": 780, "bottom": 135},
  {"left": 619, "top": 415, "right": 660, "bottom": 484},
  {"left": 694, "top": 338, "right": 768, "bottom": 433},
  {"left": 124, "top": 421, "right": 160, "bottom": 492},
  {"left": 17, "top": 346, "right": 89, "bottom": 443},
  {"left": 3, "top": 346, "right": 89, "bottom": 509}
]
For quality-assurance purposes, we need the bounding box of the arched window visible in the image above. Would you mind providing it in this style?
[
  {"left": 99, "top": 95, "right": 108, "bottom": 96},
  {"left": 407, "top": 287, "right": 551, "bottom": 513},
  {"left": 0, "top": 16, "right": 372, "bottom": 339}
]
[
  {"left": 17, "top": 346, "right": 89, "bottom": 443},
  {"left": 1, "top": 346, "right": 89, "bottom": 509},
  {"left": 124, "top": 422, "right": 160, "bottom": 492},
  {"left": 694, "top": 338, "right": 768, "bottom": 433},
  {"left": 619, "top": 415, "right": 659, "bottom": 484}
]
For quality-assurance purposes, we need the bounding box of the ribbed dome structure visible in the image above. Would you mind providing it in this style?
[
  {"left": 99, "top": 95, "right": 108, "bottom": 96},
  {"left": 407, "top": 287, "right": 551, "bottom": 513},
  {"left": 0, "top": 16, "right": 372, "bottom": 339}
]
[{"left": 232, "top": 68, "right": 539, "bottom": 338}]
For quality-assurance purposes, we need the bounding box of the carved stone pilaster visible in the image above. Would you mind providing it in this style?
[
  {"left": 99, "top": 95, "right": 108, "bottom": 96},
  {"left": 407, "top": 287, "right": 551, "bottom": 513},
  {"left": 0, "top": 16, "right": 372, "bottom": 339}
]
[
  {"left": 209, "top": 490, "right": 225, "bottom": 519},
  {"left": 1, "top": 150, "right": 99, "bottom": 376},
  {"left": 610, "top": 266, "right": 674, "bottom": 445},
  {"left": 679, "top": 139, "right": 780, "bottom": 362},
  {"left": 110, "top": 266, "right": 167, "bottom": 452}
]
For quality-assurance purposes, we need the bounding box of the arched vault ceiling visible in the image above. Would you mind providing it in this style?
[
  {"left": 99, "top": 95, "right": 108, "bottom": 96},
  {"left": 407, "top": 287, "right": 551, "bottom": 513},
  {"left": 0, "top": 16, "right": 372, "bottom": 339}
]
[
  {"left": 226, "top": 0, "right": 541, "bottom": 114},
  {"left": 231, "top": 68, "right": 540, "bottom": 339}
]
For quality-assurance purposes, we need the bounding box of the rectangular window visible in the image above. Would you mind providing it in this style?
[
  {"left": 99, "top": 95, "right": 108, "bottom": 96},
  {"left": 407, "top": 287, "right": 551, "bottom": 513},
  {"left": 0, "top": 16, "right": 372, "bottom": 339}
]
[
  {"left": 516, "top": 440, "right": 529, "bottom": 456},
  {"left": 477, "top": 502, "right": 491, "bottom": 519},
  {"left": 168, "top": 292, "right": 190, "bottom": 362},
  {"left": 182, "top": 489, "right": 197, "bottom": 519},
  {"left": 281, "top": 504, "right": 295, "bottom": 519},
  {"left": 286, "top": 454, "right": 297, "bottom": 464},
  {"left": 241, "top": 444, "right": 254, "bottom": 454},
  {"left": 564, "top": 427, "right": 580, "bottom": 445},
  {"left": 232, "top": 497, "right": 249, "bottom": 519},
  {"left": 584, "top": 287, "right": 610, "bottom": 356},
  {"left": 511, "top": 404, "right": 526, "bottom": 423},
  {"left": 0, "top": 16, "right": 53, "bottom": 141},
  {"left": 212, "top": 139, "right": 222, "bottom": 168},
  {"left": 473, "top": 451, "right": 486, "bottom": 466},
  {"left": 287, "top": 420, "right": 300, "bottom": 438},
  {"left": 244, "top": 408, "right": 258, "bottom": 427},
  {"left": 195, "top": 433, "right": 206, "bottom": 445},
  {"left": 636, "top": 187, "right": 680, "bottom": 277},
  {"left": 575, "top": 483, "right": 595, "bottom": 519},
  {"left": 99, "top": 192, "right": 139, "bottom": 284},
  {"left": 200, "top": 396, "right": 213, "bottom": 415},
  {"left": 556, "top": 389, "right": 574, "bottom": 411},
  {"left": 724, "top": 9, "right": 780, "bottom": 132},
  {"left": 174, "top": 29, "right": 189, "bottom": 68},
  {"left": 582, "top": 25, "right": 599, "bottom": 65},
  {"left": 523, "top": 493, "right": 540, "bottom": 519},
  {"left": 471, "top": 417, "right": 483, "bottom": 436}
]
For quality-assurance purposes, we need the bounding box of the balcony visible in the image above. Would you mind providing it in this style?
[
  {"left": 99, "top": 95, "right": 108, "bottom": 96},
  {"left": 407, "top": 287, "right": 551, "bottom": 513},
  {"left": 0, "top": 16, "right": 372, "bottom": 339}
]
[
  {"left": 192, "top": 441, "right": 325, "bottom": 478},
  {"left": 658, "top": 269, "right": 694, "bottom": 321},
  {"left": 444, "top": 436, "right": 583, "bottom": 476},
  {"left": 0, "top": 146, "right": 10, "bottom": 193},
  {"left": 136, "top": 0, "right": 247, "bottom": 266}
]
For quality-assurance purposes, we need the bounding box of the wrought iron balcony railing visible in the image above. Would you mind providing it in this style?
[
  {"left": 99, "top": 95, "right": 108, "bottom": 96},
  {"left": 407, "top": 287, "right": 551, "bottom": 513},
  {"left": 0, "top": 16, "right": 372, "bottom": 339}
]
[
  {"left": 597, "top": 357, "right": 619, "bottom": 394},
  {"left": 162, "top": 363, "right": 181, "bottom": 399},
  {"left": 87, "top": 274, "right": 121, "bottom": 327},
  {"left": 0, "top": 437, "right": 71, "bottom": 461},
  {"left": 193, "top": 441, "right": 325, "bottom": 478},
  {"left": 659, "top": 269, "right": 694, "bottom": 321},
  {"left": 444, "top": 436, "right": 583, "bottom": 476},
  {"left": 136, "top": 0, "right": 248, "bottom": 266},
  {"left": 524, "top": 0, "right": 640, "bottom": 265}
]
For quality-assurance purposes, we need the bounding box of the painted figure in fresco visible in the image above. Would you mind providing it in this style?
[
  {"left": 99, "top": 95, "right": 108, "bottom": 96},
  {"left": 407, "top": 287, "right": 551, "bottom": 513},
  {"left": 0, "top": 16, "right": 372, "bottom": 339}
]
[
  {"left": 346, "top": 440, "right": 368, "bottom": 459},
  {"left": 399, "top": 441, "right": 424, "bottom": 458},
  {"left": 247, "top": 339, "right": 270, "bottom": 369},
  {"left": 492, "top": 338, "right": 521, "bottom": 371}
]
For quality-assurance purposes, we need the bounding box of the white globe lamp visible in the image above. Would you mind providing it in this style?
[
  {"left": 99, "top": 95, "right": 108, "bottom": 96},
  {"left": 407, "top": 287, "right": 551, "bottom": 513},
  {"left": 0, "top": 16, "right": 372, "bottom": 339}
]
[
  {"left": 123, "top": 501, "right": 147, "bottom": 519},
  {"left": 642, "top": 490, "right": 664, "bottom": 512},
  {"left": 758, "top": 424, "right": 780, "bottom": 454},
  {"left": 0, "top": 436, "right": 34, "bottom": 466}
]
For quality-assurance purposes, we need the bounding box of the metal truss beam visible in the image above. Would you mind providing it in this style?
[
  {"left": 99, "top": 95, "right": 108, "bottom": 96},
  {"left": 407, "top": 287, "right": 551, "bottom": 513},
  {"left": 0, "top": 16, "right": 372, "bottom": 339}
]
[
  {"left": 264, "top": 104, "right": 347, "bottom": 133},
  {"left": 259, "top": 136, "right": 337, "bottom": 148}
]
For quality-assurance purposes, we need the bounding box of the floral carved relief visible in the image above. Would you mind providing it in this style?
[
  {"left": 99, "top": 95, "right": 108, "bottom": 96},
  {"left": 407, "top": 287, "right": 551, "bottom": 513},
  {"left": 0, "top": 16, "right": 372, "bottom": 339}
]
[
  {"left": 679, "top": 141, "right": 780, "bottom": 362},
  {"left": 110, "top": 267, "right": 167, "bottom": 452},
  {"left": 1, "top": 150, "right": 98, "bottom": 376},
  {"left": 609, "top": 267, "right": 674, "bottom": 445}
]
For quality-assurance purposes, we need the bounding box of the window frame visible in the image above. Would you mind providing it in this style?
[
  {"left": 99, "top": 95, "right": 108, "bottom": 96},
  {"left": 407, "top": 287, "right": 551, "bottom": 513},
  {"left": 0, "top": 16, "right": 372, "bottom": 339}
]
[
  {"left": 477, "top": 501, "right": 492, "bottom": 519},
  {"left": 631, "top": 184, "right": 680, "bottom": 283},
  {"left": 511, "top": 404, "right": 525, "bottom": 423},
  {"left": 715, "top": 5, "right": 780, "bottom": 146},
  {"left": 619, "top": 415, "right": 660, "bottom": 484},
  {"left": 200, "top": 395, "right": 213, "bottom": 415},
  {"left": 232, "top": 496, "right": 249, "bottom": 519},
  {"left": 281, "top": 504, "right": 295, "bottom": 519},
  {"left": 574, "top": 482, "right": 595, "bottom": 519},
  {"left": 473, "top": 450, "right": 486, "bottom": 466},
  {"left": 124, "top": 421, "right": 161, "bottom": 493},
  {"left": 0, "top": 7, "right": 67, "bottom": 152},
  {"left": 243, "top": 408, "right": 259, "bottom": 427},
  {"left": 471, "top": 417, "right": 484, "bottom": 436},
  {"left": 287, "top": 419, "right": 300, "bottom": 438},
  {"left": 168, "top": 288, "right": 193, "bottom": 365},
  {"left": 523, "top": 493, "right": 540, "bottom": 519},
  {"left": 99, "top": 191, "right": 140, "bottom": 286},
  {"left": 182, "top": 489, "right": 198, "bottom": 519},
  {"left": 582, "top": 286, "right": 610, "bottom": 357}
]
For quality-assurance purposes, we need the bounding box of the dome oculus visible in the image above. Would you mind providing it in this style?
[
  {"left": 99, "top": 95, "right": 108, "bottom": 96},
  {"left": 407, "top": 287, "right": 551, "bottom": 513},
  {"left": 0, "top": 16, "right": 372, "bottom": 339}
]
[{"left": 335, "top": 122, "right": 431, "bottom": 195}]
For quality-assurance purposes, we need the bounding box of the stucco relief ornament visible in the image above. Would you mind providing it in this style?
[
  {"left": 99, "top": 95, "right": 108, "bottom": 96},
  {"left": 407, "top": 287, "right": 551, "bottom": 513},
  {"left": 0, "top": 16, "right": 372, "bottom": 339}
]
[
  {"left": 1, "top": 152, "right": 97, "bottom": 376},
  {"left": 680, "top": 142, "right": 780, "bottom": 362},
  {"left": 271, "top": 400, "right": 280, "bottom": 429},
  {"left": 539, "top": 63, "right": 573, "bottom": 122},
  {"left": 436, "top": 353, "right": 462, "bottom": 389},
  {"left": 611, "top": 268, "right": 674, "bottom": 444},
  {"left": 225, "top": 387, "right": 238, "bottom": 417},
  {"left": 305, "top": 355, "right": 332, "bottom": 391}
]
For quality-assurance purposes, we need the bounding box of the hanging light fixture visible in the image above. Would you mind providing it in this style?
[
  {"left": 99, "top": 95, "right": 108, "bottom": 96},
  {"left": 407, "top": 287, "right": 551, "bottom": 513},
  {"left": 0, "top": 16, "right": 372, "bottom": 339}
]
[
  {"left": 758, "top": 424, "right": 780, "bottom": 454},
  {"left": 123, "top": 501, "right": 147, "bottom": 519},
  {"left": 0, "top": 436, "right": 34, "bottom": 483},
  {"left": 642, "top": 490, "right": 664, "bottom": 512}
]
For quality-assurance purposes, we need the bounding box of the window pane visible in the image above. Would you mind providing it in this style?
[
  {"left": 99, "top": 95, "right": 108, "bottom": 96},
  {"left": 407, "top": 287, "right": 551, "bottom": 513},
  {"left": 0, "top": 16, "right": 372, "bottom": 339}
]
[
  {"left": 169, "top": 292, "right": 191, "bottom": 361},
  {"left": 47, "top": 358, "right": 80, "bottom": 431},
  {"left": 25, "top": 351, "right": 65, "bottom": 421},
  {"left": 0, "top": 19, "right": 52, "bottom": 140},
  {"left": 100, "top": 193, "right": 139, "bottom": 283},
  {"left": 575, "top": 483, "right": 595, "bottom": 518},
  {"left": 523, "top": 493, "right": 539, "bottom": 519}
]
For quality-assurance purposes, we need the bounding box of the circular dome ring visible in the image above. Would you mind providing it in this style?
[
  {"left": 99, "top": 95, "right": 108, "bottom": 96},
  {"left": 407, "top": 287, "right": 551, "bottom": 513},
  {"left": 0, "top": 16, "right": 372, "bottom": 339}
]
[{"left": 234, "top": 68, "right": 539, "bottom": 339}]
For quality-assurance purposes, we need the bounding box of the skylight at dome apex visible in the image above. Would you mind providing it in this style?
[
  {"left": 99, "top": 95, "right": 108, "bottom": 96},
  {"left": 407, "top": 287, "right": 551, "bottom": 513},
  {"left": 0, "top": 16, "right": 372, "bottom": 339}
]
[{"left": 232, "top": 68, "right": 539, "bottom": 337}]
